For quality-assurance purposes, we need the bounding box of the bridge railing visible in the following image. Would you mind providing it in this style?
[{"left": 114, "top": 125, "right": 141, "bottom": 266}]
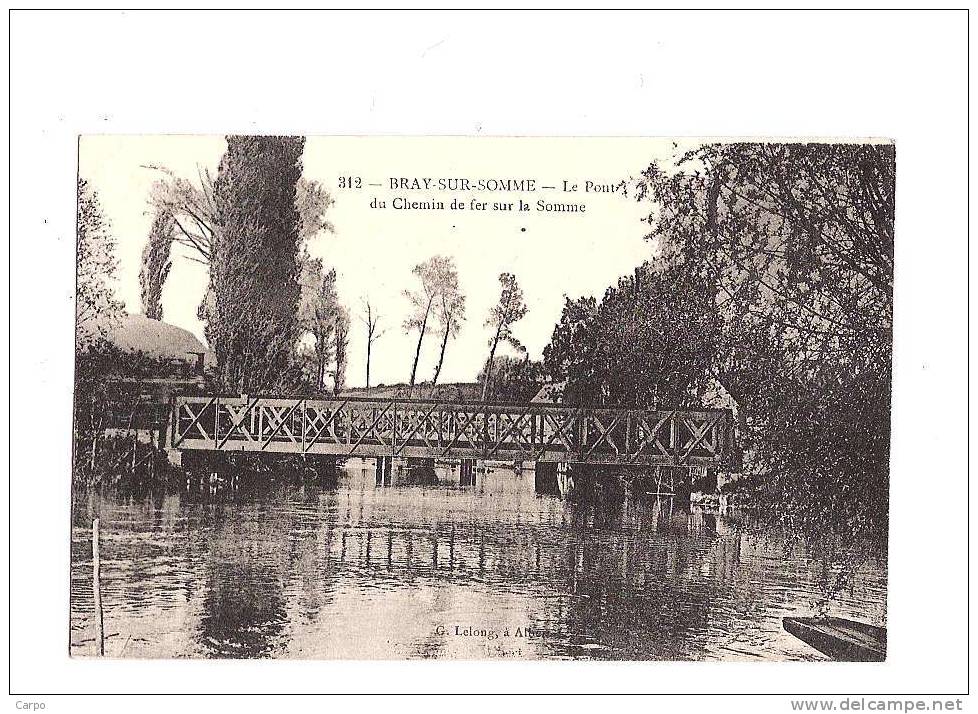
[{"left": 169, "top": 395, "right": 732, "bottom": 467}]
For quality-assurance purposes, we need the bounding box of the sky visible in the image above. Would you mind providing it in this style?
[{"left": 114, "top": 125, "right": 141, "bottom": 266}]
[{"left": 79, "top": 136, "right": 690, "bottom": 388}]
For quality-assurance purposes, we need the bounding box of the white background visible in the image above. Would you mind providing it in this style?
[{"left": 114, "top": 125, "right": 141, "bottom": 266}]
[{"left": 5, "top": 8, "right": 971, "bottom": 711}]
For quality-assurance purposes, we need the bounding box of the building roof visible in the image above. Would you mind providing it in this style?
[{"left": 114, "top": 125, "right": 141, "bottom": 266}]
[
  {"left": 531, "top": 381, "right": 565, "bottom": 404},
  {"left": 105, "top": 313, "right": 210, "bottom": 363}
]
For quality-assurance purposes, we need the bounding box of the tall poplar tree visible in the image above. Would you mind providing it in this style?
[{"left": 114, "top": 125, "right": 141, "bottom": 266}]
[
  {"left": 332, "top": 305, "right": 351, "bottom": 395},
  {"left": 206, "top": 135, "right": 305, "bottom": 393},
  {"left": 139, "top": 211, "right": 175, "bottom": 320}
]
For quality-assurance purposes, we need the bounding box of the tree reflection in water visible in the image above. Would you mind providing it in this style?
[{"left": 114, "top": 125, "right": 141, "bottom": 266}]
[
  {"left": 69, "top": 460, "right": 886, "bottom": 660},
  {"left": 199, "top": 562, "right": 288, "bottom": 658}
]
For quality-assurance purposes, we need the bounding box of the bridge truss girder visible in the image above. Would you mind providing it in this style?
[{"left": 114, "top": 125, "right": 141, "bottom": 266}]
[{"left": 169, "top": 396, "right": 733, "bottom": 468}]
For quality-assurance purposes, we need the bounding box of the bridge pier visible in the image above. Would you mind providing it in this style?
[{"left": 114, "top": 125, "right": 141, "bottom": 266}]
[
  {"left": 556, "top": 463, "right": 574, "bottom": 497},
  {"left": 534, "top": 462, "right": 575, "bottom": 497},
  {"left": 375, "top": 456, "right": 393, "bottom": 486},
  {"left": 534, "top": 462, "right": 558, "bottom": 495},
  {"left": 459, "top": 458, "right": 484, "bottom": 487}
]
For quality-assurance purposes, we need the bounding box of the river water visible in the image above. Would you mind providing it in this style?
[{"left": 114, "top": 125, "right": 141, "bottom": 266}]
[{"left": 69, "top": 460, "right": 886, "bottom": 660}]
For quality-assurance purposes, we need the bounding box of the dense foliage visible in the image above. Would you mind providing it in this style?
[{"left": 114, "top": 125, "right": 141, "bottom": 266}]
[
  {"left": 206, "top": 136, "right": 306, "bottom": 393},
  {"left": 478, "top": 355, "right": 545, "bottom": 403},
  {"left": 544, "top": 263, "right": 718, "bottom": 408},
  {"left": 650, "top": 143, "right": 892, "bottom": 553},
  {"left": 138, "top": 156, "right": 337, "bottom": 336},
  {"left": 544, "top": 143, "right": 894, "bottom": 554},
  {"left": 72, "top": 343, "right": 182, "bottom": 485},
  {"left": 76, "top": 179, "right": 124, "bottom": 347},
  {"left": 138, "top": 211, "right": 175, "bottom": 321}
]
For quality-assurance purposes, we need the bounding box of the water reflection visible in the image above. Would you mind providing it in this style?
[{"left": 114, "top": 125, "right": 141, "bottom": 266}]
[{"left": 70, "top": 460, "right": 887, "bottom": 660}]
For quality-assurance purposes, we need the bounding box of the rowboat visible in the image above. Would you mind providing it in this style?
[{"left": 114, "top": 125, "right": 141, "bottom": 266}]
[{"left": 782, "top": 616, "right": 886, "bottom": 662}]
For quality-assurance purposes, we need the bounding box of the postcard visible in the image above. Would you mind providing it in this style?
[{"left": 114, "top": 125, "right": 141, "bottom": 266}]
[{"left": 71, "top": 135, "right": 892, "bottom": 661}]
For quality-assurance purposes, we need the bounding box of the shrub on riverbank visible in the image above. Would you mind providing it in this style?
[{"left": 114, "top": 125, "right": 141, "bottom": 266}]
[{"left": 71, "top": 433, "right": 184, "bottom": 487}]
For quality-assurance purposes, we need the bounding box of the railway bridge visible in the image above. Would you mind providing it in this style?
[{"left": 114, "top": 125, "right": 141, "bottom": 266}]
[{"left": 167, "top": 395, "right": 733, "bottom": 486}]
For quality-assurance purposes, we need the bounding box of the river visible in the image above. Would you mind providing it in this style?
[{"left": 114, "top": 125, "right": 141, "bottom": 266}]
[{"left": 69, "top": 459, "right": 886, "bottom": 660}]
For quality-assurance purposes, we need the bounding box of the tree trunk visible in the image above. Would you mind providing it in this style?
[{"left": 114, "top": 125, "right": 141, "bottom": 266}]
[
  {"left": 432, "top": 317, "right": 452, "bottom": 385},
  {"left": 366, "top": 337, "right": 372, "bottom": 390},
  {"left": 481, "top": 322, "right": 503, "bottom": 401},
  {"left": 89, "top": 431, "right": 98, "bottom": 473},
  {"left": 126, "top": 406, "right": 136, "bottom": 475},
  {"left": 88, "top": 396, "right": 100, "bottom": 473},
  {"left": 409, "top": 297, "right": 434, "bottom": 387}
]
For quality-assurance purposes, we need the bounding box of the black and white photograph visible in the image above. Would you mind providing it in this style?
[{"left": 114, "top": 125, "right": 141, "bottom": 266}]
[{"left": 70, "top": 135, "right": 892, "bottom": 662}]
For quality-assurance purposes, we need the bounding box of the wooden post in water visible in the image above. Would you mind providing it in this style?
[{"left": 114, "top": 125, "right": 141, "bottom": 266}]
[{"left": 92, "top": 518, "right": 104, "bottom": 656}]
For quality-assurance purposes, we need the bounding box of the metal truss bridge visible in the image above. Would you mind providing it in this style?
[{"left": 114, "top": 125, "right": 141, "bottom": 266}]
[{"left": 168, "top": 395, "right": 733, "bottom": 468}]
